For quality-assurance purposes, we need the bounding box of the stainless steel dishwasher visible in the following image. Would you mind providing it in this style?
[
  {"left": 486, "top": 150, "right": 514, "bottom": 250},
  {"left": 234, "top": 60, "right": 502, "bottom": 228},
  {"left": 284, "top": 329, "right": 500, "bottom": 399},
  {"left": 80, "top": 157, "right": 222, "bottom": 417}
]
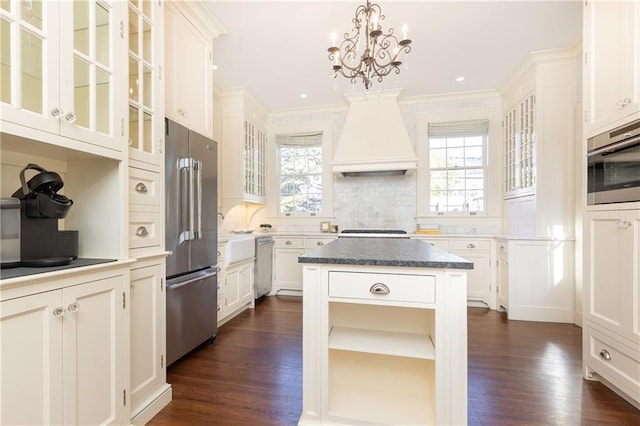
[{"left": 254, "top": 235, "right": 274, "bottom": 299}]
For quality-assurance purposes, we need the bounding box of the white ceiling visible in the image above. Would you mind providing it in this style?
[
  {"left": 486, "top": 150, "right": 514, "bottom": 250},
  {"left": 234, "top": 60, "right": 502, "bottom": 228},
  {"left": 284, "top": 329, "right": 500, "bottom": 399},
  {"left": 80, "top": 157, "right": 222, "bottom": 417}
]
[{"left": 205, "top": 1, "right": 582, "bottom": 112}]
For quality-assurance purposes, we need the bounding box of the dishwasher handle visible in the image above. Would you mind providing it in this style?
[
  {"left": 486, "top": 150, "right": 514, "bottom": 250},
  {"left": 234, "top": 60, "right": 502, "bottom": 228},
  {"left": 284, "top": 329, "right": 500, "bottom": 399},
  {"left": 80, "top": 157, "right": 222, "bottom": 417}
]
[{"left": 167, "top": 269, "right": 217, "bottom": 291}]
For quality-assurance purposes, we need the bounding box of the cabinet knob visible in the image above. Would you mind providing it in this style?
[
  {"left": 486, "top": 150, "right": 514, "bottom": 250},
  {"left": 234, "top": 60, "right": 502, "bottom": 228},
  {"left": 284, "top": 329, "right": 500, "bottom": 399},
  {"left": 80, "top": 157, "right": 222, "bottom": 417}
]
[
  {"left": 135, "top": 182, "right": 148, "bottom": 193},
  {"left": 599, "top": 349, "right": 611, "bottom": 361},
  {"left": 285, "top": 240, "right": 292, "bottom": 245},
  {"left": 136, "top": 226, "right": 149, "bottom": 237},
  {"left": 616, "top": 98, "right": 632, "bottom": 108},
  {"left": 467, "top": 243, "right": 476, "bottom": 249},
  {"left": 67, "top": 302, "right": 80, "bottom": 313},
  {"left": 53, "top": 307, "right": 65, "bottom": 318},
  {"left": 177, "top": 108, "right": 185, "bottom": 116},
  {"left": 50, "top": 107, "right": 63, "bottom": 118},
  {"left": 617, "top": 220, "right": 632, "bottom": 229},
  {"left": 217, "top": 250, "right": 221, "bottom": 257},
  {"left": 369, "top": 283, "right": 390, "bottom": 295},
  {"left": 64, "top": 111, "right": 77, "bottom": 124}
]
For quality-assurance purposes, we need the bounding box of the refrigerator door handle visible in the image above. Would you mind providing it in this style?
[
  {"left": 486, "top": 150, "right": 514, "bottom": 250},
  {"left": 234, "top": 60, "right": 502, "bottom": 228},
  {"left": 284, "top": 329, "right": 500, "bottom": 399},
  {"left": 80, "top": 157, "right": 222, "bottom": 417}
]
[
  {"left": 167, "top": 269, "right": 217, "bottom": 291},
  {"left": 178, "top": 157, "right": 193, "bottom": 243},
  {"left": 194, "top": 159, "right": 203, "bottom": 240},
  {"left": 188, "top": 157, "right": 196, "bottom": 241}
]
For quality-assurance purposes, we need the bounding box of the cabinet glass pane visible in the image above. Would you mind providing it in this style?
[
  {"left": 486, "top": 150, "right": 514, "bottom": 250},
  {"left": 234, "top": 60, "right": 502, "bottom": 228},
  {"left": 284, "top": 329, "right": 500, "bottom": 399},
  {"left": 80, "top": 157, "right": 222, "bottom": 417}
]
[
  {"left": 74, "top": 57, "right": 90, "bottom": 128},
  {"left": 129, "top": 105, "right": 139, "bottom": 149},
  {"left": 143, "top": 111, "right": 152, "bottom": 153},
  {"left": 21, "top": 29, "right": 42, "bottom": 114},
  {"left": 95, "top": 2, "right": 109, "bottom": 67},
  {"left": 1, "top": 0, "right": 10, "bottom": 12},
  {"left": 142, "top": 0, "right": 151, "bottom": 18},
  {"left": 96, "top": 67, "right": 110, "bottom": 134},
  {"left": 21, "top": 0, "right": 42, "bottom": 30},
  {"left": 128, "top": 6, "right": 138, "bottom": 55},
  {"left": 142, "top": 19, "right": 151, "bottom": 63},
  {"left": 74, "top": 1, "right": 89, "bottom": 56},
  {"left": 129, "top": 57, "right": 139, "bottom": 101},
  {"left": 1, "top": 18, "right": 11, "bottom": 104},
  {"left": 142, "top": 64, "right": 151, "bottom": 108}
]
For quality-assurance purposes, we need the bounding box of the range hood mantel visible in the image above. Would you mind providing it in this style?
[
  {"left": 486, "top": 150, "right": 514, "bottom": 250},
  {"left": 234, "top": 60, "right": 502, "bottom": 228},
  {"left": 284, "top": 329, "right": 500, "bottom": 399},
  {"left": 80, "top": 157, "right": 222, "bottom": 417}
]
[{"left": 332, "top": 89, "right": 417, "bottom": 176}]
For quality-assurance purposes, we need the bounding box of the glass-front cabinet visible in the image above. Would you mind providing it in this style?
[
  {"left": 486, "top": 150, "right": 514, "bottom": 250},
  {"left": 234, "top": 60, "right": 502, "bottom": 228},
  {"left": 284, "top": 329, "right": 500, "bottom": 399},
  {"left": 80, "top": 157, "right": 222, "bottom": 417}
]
[
  {"left": 0, "top": 0, "right": 126, "bottom": 153},
  {"left": 128, "top": 0, "right": 163, "bottom": 169}
]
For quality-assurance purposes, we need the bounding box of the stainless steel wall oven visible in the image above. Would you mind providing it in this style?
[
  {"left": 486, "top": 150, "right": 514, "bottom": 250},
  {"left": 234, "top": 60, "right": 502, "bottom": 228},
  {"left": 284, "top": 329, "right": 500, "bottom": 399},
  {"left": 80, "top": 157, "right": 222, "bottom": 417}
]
[{"left": 587, "top": 118, "right": 640, "bottom": 205}]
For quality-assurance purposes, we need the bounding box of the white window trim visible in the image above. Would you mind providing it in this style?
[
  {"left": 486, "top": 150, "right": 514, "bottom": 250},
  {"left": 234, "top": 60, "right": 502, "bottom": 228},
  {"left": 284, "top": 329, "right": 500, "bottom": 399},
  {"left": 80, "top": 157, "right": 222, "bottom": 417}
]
[
  {"left": 416, "top": 107, "right": 502, "bottom": 219},
  {"left": 267, "top": 121, "right": 334, "bottom": 218}
]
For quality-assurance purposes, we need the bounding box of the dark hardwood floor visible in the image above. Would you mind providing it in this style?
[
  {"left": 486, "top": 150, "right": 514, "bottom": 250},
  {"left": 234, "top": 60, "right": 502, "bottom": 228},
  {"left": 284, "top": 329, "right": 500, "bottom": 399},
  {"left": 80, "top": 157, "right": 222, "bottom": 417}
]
[{"left": 149, "top": 296, "right": 640, "bottom": 426}]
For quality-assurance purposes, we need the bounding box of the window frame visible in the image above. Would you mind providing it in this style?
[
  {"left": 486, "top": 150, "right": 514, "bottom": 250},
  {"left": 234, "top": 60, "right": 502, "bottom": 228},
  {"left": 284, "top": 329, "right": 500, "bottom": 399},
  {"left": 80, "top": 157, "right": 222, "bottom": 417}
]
[{"left": 276, "top": 136, "right": 323, "bottom": 216}]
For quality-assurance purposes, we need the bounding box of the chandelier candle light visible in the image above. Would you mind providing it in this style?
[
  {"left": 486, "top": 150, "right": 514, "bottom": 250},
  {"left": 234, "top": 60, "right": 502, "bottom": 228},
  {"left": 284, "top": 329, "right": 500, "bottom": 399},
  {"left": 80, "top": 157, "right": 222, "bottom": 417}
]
[{"left": 328, "top": 0, "right": 412, "bottom": 90}]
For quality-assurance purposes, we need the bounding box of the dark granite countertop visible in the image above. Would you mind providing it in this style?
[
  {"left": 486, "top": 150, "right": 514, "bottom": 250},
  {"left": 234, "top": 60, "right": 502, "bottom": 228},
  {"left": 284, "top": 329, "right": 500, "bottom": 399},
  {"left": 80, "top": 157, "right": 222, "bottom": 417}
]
[{"left": 298, "top": 237, "right": 474, "bottom": 269}]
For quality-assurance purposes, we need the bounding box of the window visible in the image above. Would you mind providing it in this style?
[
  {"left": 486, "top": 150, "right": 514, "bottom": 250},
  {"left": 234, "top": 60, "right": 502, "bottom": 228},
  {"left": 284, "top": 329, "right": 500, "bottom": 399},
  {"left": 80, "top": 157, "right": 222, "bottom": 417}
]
[
  {"left": 277, "top": 132, "right": 323, "bottom": 214},
  {"left": 428, "top": 120, "right": 489, "bottom": 213}
]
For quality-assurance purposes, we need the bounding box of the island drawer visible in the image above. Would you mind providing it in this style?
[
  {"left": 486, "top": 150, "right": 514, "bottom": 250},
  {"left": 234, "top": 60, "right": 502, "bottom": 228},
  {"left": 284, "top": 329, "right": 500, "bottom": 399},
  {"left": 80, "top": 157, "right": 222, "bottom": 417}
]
[{"left": 329, "top": 271, "right": 435, "bottom": 304}]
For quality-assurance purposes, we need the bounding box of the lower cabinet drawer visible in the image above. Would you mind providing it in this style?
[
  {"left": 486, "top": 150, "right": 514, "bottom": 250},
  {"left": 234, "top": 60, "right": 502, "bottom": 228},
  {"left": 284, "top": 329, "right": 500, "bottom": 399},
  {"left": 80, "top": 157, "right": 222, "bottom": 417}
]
[
  {"left": 585, "top": 326, "right": 640, "bottom": 398},
  {"left": 129, "top": 211, "right": 162, "bottom": 249},
  {"left": 274, "top": 237, "right": 304, "bottom": 249},
  {"left": 329, "top": 271, "right": 435, "bottom": 304},
  {"left": 305, "top": 237, "right": 336, "bottom": 249}
]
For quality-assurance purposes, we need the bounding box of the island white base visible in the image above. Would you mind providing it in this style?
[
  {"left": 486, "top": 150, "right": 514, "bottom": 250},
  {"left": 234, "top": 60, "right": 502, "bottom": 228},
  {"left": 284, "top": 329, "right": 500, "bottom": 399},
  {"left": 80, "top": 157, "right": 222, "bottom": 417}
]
[{"left": 299, "top": 264, "right": 468, "bottom": 426}]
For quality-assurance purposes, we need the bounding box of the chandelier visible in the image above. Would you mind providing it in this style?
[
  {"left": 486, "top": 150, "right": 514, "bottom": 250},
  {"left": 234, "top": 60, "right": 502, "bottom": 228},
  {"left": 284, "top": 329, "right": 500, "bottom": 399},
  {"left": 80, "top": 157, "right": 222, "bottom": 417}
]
[{"left": 327, "top": 0, "right": 412, "bottom": 90}]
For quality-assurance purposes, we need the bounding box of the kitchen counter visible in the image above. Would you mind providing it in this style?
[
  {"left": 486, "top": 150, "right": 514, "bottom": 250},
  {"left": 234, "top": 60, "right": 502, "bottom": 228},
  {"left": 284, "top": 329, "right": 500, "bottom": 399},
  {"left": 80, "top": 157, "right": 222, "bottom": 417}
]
[{"left": 298, "top": 237, "right": 473, "bottom": 269}]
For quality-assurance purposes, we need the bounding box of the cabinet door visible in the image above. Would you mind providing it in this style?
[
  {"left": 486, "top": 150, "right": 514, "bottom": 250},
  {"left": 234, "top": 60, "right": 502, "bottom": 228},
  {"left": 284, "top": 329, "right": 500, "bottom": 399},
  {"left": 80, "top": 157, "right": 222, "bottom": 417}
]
[
  {"left": 224, "top": 265, "right": 242, "bottom": 314},
  {"left": 238, "top": 262, "right": 255, "bottom": 304},
  {"left": 128, "top": 0, "right": 164, "bottom": 169},
  {"left": 584, "top": 0, "right": 640, "bottom": 136},
  {"left": 585, "top": 210, "right": 640, "bottom": 344},
  {"left": 130, "top": 261, "right": 166, "bottom": 413},
  {"left": 0, "top": 291, "right": 64, "bottom": 426},
  {"left": 0, "top": 0, "right": 60, "bottom": 134},
  {"left": 275, "top": 249, "right": 305, "bottom": 291},
  {"left": 164, "top": 3, "right": 212, "bottom": 137},
  {"left": 58, "top": 0, "right": 126, "bottom": 150},
  {"left": 62, "top": 275, "right": 127, "bottom": 426},
  {"left": 456, "top": 251, "right": 491, "bottom": 304},
  {"left": 496, "top": 243, "right": 509, "bottom": 310}
]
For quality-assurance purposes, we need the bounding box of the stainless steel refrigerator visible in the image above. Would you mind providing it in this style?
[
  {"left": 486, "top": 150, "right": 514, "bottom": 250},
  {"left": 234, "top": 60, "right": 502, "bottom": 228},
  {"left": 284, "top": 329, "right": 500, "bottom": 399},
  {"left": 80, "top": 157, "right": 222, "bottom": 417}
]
[{"left": 165, "top": 118, "right": 218, "bottom": 366}]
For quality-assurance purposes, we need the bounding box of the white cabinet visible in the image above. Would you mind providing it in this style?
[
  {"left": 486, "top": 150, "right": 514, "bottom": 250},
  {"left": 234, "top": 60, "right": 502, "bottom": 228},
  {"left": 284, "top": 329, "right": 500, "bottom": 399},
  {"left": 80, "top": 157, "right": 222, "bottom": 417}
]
[
  {"left": 0, "top": 0, "right": 127, "bottom": 154},
  {"left": 218, "top": 257, "right": 254, "bottom": 324},
  {"left": 128, "top": 0, "right": 164, "bottom": 170},
  {"left": 129, "top": 257, "right": 171, "bottom": 425},
  {"left": 164, "top": 2, "right": 221, "bottom": 138},
  {"left": 1, "top": 270, "right": 129, "bottom": 425},
  {"left": 583, "top": 209, "right": 640, "bottom": 406},
  {"left": 500, "top": 47, "right": 578, "bottom": 239},
  {"left": 220, "top": 87, "right": 268, "bottom": 211},
  {"left": 300, "top": 264, "right": 467, "bottom": 425},
  {"left": 496, "top": 240, "right": 509, "bottom": 311},
  {"left": 273, "top": 237, "right": 305, "bottom": 293},
  {"left": 502, "top": 238, "right": 575, "bottom": 323},
  {"left": 583, "top": 0, "right": 640, "bottom": 138}
]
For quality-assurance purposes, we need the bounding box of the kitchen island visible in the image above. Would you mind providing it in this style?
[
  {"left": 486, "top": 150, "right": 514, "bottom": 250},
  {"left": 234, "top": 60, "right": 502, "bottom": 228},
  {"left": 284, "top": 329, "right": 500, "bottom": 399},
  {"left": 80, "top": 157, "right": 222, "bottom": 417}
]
[{"left": 298, "top": 237, "right": 472, "bottom": 426}]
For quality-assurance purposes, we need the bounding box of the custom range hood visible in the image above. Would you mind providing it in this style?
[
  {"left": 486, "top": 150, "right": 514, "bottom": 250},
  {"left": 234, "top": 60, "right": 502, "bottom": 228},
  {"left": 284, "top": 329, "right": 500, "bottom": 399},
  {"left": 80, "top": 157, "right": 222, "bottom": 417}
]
[{"left": 332, "top": 89, "right": 417, "bottom": 177}]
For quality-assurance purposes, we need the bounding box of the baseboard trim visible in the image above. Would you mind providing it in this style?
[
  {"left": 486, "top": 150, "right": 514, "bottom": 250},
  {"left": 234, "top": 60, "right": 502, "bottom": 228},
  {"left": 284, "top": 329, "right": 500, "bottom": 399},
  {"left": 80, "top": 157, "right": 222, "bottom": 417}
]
[{"left": 131, "top": 385, "right": 172, "bottom": 425}]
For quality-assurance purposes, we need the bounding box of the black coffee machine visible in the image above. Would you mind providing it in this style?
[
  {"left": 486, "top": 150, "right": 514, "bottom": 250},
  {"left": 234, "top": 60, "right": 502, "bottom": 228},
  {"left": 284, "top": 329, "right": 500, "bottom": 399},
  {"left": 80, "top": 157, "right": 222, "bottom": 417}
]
[{"left": 11, "top": 163, "right": 78, "bottom": 267}]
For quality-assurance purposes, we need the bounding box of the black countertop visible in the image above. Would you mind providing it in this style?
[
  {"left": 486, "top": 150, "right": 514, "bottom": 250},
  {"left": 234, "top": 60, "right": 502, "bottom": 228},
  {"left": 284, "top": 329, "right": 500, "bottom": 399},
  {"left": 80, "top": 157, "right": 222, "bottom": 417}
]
[{"left": 298, "top": 237, "right": 474, "bottom": 269}]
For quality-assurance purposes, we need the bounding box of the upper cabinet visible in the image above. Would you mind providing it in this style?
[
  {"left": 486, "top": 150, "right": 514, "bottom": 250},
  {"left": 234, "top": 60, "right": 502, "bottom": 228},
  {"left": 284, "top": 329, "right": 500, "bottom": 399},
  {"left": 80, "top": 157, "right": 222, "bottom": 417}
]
[
  {"left": 500, "top": 47, "right": 579, "bottom": 238},
  {"left": 127, "top": 0, "right": 163, "bottom": 170},
  {"left": 164, "top": 2, "right": 223, "bottom": 139},
  {"left": 220, "top": 87, "right": 268, "bottom": 212},
  {"left": 583, "top": 0, "right": 640, "bottom": 137},
  {"left": 0, "top": 0, "right": 127, "bottom": 155}
]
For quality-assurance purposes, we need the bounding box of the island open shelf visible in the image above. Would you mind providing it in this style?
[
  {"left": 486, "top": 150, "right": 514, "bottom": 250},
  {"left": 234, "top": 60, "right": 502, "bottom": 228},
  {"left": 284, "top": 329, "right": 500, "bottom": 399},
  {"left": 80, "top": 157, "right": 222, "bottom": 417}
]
[{"left": 329, "top": 326, "right": 435, "bottom": 359}]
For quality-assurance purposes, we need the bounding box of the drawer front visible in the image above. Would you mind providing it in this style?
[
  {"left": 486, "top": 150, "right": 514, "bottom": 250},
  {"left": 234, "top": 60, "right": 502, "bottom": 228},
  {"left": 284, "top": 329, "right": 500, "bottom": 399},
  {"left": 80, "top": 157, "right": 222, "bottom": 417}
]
[
  {"left": 274, "top": 237, "right": 304, "bottom": 249},
  {"left": 451, "top": 239, "right": 491, "bottom": 251},
  {"left": 305, "top": 237, "right": 336, "bottom": 249},
  {"left": 129, "top": 167, "right": 161, "bottom": 206},
  {"left": 329, "top": 271, "right": 436, "bottom": 304},
  {"left": 586, "top": 326, "right": 640, "bottom": 397},
  {"left": 129, "top": 211, "right": 162, "bottom": 249},
  {"left": 416, "top": 238, "right": 450, "bottom": 250}
]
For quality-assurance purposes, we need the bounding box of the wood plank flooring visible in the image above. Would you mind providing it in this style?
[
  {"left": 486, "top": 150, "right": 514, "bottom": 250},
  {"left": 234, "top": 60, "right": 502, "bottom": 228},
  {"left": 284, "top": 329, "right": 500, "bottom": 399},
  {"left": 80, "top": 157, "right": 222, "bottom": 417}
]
[{"left": 149, "top": 296, "right": 640, "bottom": 426}]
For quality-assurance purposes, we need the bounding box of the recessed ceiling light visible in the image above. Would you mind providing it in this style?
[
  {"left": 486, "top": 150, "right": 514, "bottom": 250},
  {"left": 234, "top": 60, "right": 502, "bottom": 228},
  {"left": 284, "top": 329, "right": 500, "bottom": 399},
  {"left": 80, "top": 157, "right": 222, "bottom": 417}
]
[
  {"left": 300, "top": 93, "right": 308, "bottom": 99},
  {"left": 456, "top": 76, "right": 465, "bottom": 82}
]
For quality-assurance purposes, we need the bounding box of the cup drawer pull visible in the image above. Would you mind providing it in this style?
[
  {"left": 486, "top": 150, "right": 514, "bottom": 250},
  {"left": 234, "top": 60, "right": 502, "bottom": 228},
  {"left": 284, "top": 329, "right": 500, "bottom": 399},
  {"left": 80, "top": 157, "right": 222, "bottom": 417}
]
[
  {"left": 369, "top": 283, "right": 390, "bottom": 295},
  {"left": 467, "top": 243, "right": 475, "bottom": 249},
  {"left": 135, "top": 182, "right": 148, "bottom": 193},
  {"left": 136, "top": 226, "right": 149, "bottom": 237},
  {"left": 599, "top": 349, "right": 612, "bottom": 361}
]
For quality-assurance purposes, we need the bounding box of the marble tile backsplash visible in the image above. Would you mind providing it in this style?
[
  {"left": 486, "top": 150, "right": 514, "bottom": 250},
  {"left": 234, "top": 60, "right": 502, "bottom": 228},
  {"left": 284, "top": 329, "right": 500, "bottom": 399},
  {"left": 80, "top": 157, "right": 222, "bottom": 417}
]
[{"left": 334, "top": 174, "right": 416, "bottom": 231}]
